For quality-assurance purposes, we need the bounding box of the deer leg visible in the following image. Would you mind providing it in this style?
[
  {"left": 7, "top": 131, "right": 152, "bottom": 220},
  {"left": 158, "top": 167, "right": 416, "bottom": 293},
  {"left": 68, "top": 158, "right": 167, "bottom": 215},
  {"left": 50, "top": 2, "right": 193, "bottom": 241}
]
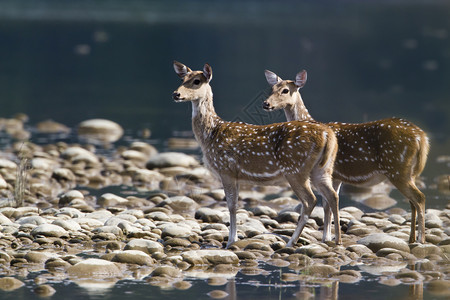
[
  {"left": 221, "top": 175, "right": 239, "bottom": 248},
  {"left": 322, "top": 199, "right": 332, "bottom": 242},
  {"left": 313, "top": 176, "right": 341, "bottom": 245},
  {"left": 322, "top": 181, "right": 342, "bottom": 243},
  {"left": 409, "top": 202, "right": 417, "bottom": 243},
  {"left": 285, "top": 176, "right": 317, "bottom": 247},
  {"left": 391, "top": 178, "right": 426, "bottom": 243}
]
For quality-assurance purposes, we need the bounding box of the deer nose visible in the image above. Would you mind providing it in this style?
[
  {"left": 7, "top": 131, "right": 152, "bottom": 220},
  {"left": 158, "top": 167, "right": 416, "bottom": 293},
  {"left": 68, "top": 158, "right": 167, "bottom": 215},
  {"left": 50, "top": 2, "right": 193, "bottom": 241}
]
[
  {"left": 262, "top": 101, "right": 271, "bottom": 110},
  {"left": 172, "top": 92, "right": 181, "bottom": 100}
]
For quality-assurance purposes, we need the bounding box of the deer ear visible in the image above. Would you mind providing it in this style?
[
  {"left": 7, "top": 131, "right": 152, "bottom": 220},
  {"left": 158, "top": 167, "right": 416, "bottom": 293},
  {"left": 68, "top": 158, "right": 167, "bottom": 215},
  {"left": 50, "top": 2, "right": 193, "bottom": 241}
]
[
  {"left": 295, "top": 70, "right": 307, "bottom": 88},
  {"left": 265, "top": 70, "right": 282, "bottom": 86},
  {"left": 173, "top": 61, "right": 192, "bottom": 79},
  {"left": 203, "top": 63, "right": 213, "bottom": 82}
]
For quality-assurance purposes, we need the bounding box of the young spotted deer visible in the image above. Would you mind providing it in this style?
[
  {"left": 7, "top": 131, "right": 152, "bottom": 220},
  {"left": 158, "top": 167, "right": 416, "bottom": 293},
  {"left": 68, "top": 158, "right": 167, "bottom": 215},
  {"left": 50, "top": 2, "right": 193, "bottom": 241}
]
[
  {"left": 173, "top": 61, "right": 341, "bottom": 248},
  {"left": 263, "top": 69, "right": 430, "bottom": 243}
]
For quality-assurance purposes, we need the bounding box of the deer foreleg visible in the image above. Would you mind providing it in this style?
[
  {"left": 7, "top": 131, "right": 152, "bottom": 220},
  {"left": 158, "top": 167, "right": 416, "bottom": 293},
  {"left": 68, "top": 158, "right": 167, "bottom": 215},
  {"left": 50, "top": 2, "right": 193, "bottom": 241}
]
[{"left": 221, "top": 175, "right": 239, "bottom": 248}]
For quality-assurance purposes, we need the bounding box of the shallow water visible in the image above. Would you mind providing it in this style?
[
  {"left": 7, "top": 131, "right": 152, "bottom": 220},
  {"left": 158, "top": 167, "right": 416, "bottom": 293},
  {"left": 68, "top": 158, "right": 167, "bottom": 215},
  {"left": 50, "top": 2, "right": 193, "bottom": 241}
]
[
  {"left": 0, "top": 264, "right": 445, "bottom": 300},
  {"left": 0, "top": 1, "right": 449, "bottom": 299}
]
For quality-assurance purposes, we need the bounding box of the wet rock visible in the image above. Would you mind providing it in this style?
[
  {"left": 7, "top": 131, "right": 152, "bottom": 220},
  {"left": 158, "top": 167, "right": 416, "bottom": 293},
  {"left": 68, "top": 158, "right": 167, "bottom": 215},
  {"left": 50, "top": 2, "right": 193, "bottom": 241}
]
[
  {"left": 31, "top": 224, "right": 68, "bottom": 238},
  {"left": 357, "top": 233, "right": 410, "bottom": 253},
  {"left": 67, "top": 258, "right": 121, "bottom": 278},
  {"left": 17, "top": 216, "right": 47, "bottom": 226},
  {"left": 52, "top": 219, "right": 82, "bottom": 232},
  {"left": 98, "top": 193, "right": 128, "bottom": 207},
  {"left": 415, "top": 259, "right": 436, "bottom": 272},
  {"left": 277, "top": 211, "right": 300, "bottom": 223},
  {"left": 161, "top": 223, "right": 192, "bottom": 238},
  {"left": 182, "top": 250, "right": 239, "bottom": 265},
  {"left": 59, "top": 190, "right": 85, "bottom": 207},
  {"left": 158, "top": 196, "right": 199, "bottom": 213},
  {"left": 425, "top": 211, "right": 443, "bottom": 228},
  {"left": 61, "top": 146, "right": 99, "bottom": 165},
  {"left": 24, "top": 251, "right": 56, "bottom": 264},
  {"left": 207, "top": 276, "right": 228, "bottom": 286},
  {"left": 250, "top": 205, "right": 277, "bottom": 218},
  {"left": 45, "top": 258, "right": 72, "bottom": 272},
  {"left": 78, "top": 119, "right": 123, "bottom": 143},
  {"left": 0, "top": 277, "right": 25, "bottom": 291},
  {"left": 146, "top": 152, "right": 199, "bottom": 169},
  {"left": 387, "top": 214, "right": 406, "bottom": 225},
  {"left": 129, "top": 142, "right": 158, "bottom": 157},
  {"left": 36, "top": 119, "right": 70, "bottom": 133},
  {"left": 295, "top": 244, "right": 328, "bottom": 257},
  {"left": 330, "top": 270, "right": 362, "bottom": 283},
  {"left": 394, "top": 269, "right": 424, "bottom": 282},
  {"left": 147, "top": 211, "right": 171, "bottom": 222},
  {"left": 0, "top": 158, "right": 17, "bottom": 170},
  {"left": 0, "top": 213, "right": 14, "bottom": 225},
  {"left": 358, "top": 261, "right": 407, "bottom": 276},
  {"left": 340, "top": 206, "right": 364, "bottom": 220},
  {"left": 304, "top": 264, "right": 338, "bottom": 278},
  {"left": 410, "top": 243, "right": 443, "bottom": 258},
  {"left": 132, "top": 169, "right": 164, "bottom": 183},
  {"left": 195, "top": 207, "right": 226, "bottom": 223},
  {"left": 110, "top": 250, "right": 154, "bottom": 266},
  {"left": 34, "top": 284, "right": 56, "bottom": 297},
  {"left": 150, "top": 266, "right": 182, "bottom": 278},
  {"left": 30, "top": 157, "right": 57, "bottom": 172},
  {"left": 124, "top": 239, "right": 163, "bottom": 254},
  {"left": 346, "top": 244, "right": 373, "bottom": 256},
  {"left": 173, "top": 280, "right": 192, "bottom": 290},
  {"left": 376, "top": 248, "right": 415, "bottom": 260},
  {"left": 52, "top": 167, "right": 76, "bottom": 182},
  {"left": 121, "top": 150, "right": 148, "bottom": 163}
]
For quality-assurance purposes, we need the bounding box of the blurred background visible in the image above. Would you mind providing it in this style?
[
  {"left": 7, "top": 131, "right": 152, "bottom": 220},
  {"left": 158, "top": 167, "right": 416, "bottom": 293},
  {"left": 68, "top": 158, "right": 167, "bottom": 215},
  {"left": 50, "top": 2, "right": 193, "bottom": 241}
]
[{"left": 0, "top": 0, "right": 449, "bottom": 151}]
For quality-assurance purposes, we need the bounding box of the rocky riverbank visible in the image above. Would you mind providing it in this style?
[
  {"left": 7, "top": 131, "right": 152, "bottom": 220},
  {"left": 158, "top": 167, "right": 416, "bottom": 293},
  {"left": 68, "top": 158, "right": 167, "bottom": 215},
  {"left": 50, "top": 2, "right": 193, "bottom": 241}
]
[{"left": 0, "top": 116, "right": 449, "bottom": 298}]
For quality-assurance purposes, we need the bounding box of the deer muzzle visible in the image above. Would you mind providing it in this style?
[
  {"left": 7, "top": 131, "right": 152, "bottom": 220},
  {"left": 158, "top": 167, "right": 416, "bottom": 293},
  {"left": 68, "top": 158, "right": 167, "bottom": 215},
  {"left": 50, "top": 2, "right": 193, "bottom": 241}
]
[
  {"left": 262, "top": 101, "right": 273, "bottom": 111},
  {"left": 172, "top": 92, "right": 183, "bottom": 102}
]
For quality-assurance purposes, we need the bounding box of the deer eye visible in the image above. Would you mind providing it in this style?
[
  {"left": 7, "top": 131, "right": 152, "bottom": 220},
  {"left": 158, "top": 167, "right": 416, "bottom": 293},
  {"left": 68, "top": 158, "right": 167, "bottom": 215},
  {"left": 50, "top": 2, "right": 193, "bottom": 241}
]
[
  {"left": 193, "top": 79, "right": 201, "bottom": 85},
  {"left": 282, "top": 88, "right": 289, "bottom": 94}
]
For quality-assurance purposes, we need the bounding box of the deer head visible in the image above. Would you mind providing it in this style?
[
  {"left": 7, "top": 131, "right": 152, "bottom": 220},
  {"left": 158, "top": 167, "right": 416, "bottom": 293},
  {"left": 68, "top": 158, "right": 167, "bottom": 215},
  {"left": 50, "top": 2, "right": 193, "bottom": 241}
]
[
  {"left": 263, "top": 69, "right": 307, "bottom": 111},
  {"left": 172, "top": 61, "right": 213, "bottom": 103}
]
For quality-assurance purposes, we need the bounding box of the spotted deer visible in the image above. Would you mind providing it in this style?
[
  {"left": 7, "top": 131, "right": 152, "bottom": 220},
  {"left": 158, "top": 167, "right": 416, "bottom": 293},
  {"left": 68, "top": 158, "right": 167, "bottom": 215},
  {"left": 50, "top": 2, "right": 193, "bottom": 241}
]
[
  {"left": 172, "top": 61, "right": 341, "bottom": 248},
  {"left": 263, "top": 69, "right": 430, "bottom": 243}
]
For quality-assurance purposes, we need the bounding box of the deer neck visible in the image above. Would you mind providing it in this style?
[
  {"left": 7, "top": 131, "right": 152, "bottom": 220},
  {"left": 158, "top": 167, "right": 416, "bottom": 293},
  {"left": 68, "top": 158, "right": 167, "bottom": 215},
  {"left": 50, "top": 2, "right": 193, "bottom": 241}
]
[
  {"left": 191, "top": 88, "right": 221, "bottom": 143},
  {"left": 284, "top": 93, "right": 314, "bottom": 122}
]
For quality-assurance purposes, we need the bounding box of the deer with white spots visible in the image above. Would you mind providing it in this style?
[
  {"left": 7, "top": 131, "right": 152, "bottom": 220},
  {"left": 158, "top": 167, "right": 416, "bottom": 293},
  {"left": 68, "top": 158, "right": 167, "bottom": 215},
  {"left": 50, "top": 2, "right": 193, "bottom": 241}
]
[
  {"left": 263, "top": 69, "right": 430, "bottom": 243},
  {"left": 172, "top": 61, "right": 341, "bottom": 248}
]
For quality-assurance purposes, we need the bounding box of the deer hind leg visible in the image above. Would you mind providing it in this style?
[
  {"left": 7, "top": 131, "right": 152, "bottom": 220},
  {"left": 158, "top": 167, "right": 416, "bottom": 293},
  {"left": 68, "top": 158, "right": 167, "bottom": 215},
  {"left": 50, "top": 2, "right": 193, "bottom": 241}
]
[
  {"left": 221, "top": 175, "right": 240, "bottom": 248},
  {"left": 312, "top": 174, "right": 341, "bottom": 245},
  {"left": 322, "top": 181, "right": 342, "bottom": 244},
  {"left": 390, "top": 178, "right": 426, "bottom": 243},
  {"left": 284, "top": 175, "right": 317, "bottom": 247}
]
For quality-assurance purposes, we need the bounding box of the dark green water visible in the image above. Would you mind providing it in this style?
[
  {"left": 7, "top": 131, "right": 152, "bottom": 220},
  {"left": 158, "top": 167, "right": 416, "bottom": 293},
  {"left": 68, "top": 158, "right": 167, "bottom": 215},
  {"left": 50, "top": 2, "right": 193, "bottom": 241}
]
[{"left": 0, "top": 1, "right": 449, "bottom": 299}]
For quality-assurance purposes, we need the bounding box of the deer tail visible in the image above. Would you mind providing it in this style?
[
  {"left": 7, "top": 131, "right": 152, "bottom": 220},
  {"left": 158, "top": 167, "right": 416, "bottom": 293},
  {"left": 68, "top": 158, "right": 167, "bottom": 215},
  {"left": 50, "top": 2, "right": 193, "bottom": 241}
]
[
  {"left": 413, "top": 132, "right": 430, "bottom": 177},
  {"left": 319, "top": 128, "right": 338, "bottom": 169}
]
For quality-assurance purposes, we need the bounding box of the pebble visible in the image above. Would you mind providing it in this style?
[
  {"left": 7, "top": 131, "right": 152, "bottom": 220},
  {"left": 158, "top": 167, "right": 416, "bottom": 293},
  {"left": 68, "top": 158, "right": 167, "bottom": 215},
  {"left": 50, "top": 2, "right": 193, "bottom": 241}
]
[
  {"left": 34, "top": 284, "right": 56, "bottom": 297},
  {"left": 182, "top": 250, "right": 239, "bottom": 266},
  {"left": 0, "top": 277, "right": 25, "bottom": 291},
  {"left": 67, "top": 258, "right": 122, "bottom": 278},
  {"left": 77, "top": 119, "right": 124, "bottom": 143},
  {"left": 357, "top": 233, "right": 410, "bottom": 253},
  {"left": 146, "top": 152, "right": 199, "bottom": 169}
]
